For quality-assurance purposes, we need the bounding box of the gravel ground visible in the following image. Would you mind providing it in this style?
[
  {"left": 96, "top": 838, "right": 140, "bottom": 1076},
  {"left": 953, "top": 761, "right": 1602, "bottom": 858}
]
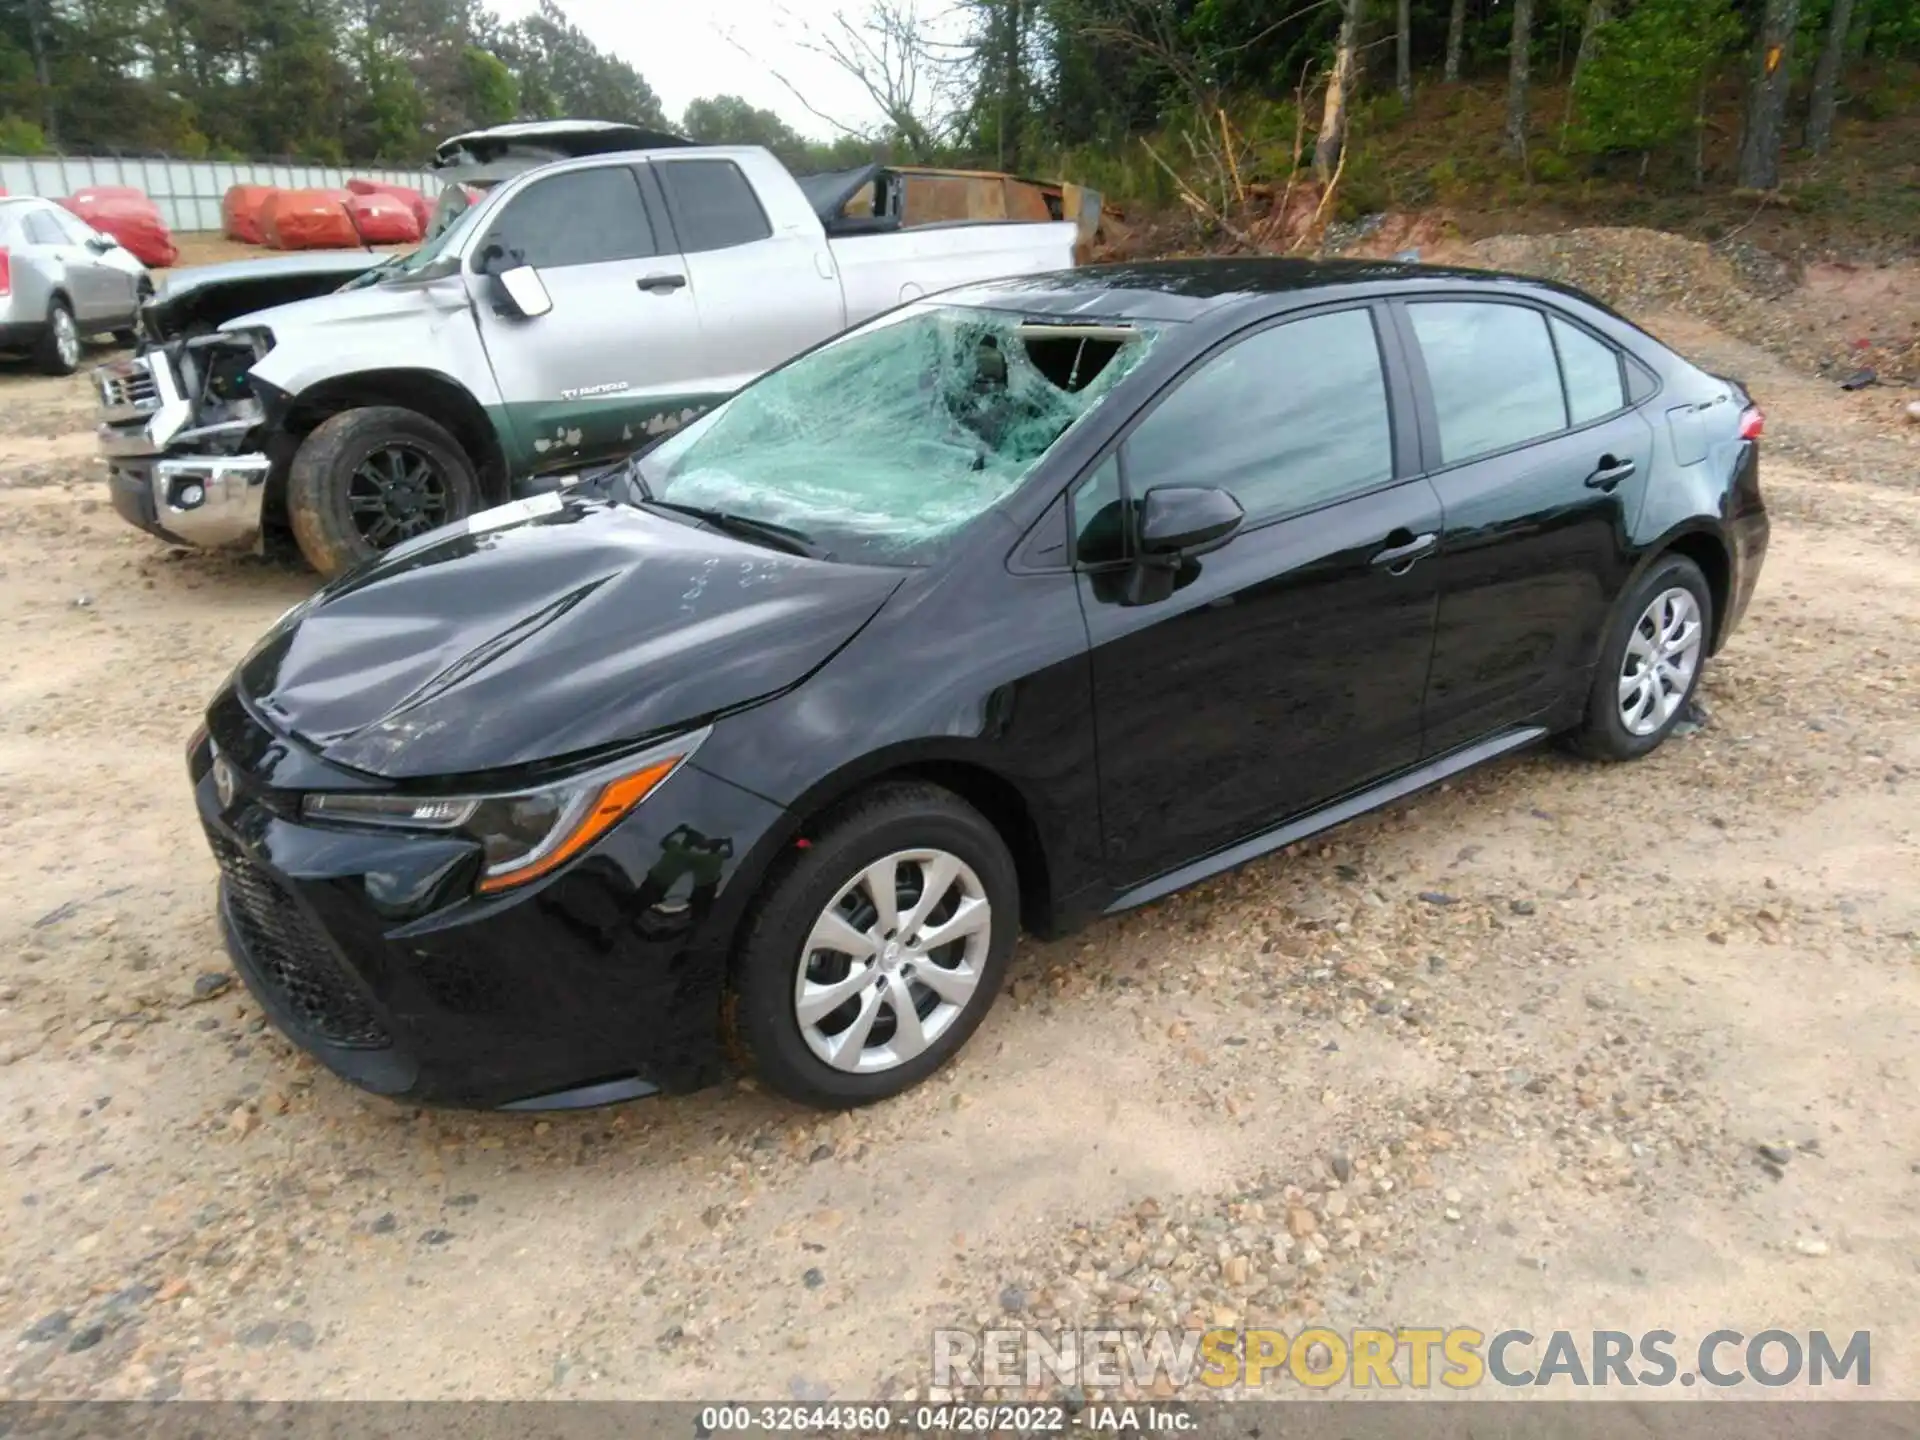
[{"left": 0, "top": 243, "right": 1915, "bottom": 1402}]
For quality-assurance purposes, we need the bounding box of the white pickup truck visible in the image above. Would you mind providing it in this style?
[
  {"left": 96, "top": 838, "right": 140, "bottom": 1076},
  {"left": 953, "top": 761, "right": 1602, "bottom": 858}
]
[{"left": 95, "top": 141, "right": 1082, "bottom": 576}]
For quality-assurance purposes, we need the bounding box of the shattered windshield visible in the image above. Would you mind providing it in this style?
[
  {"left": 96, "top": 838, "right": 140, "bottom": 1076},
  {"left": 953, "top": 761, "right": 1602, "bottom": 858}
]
[
  {"left": 349, "top": 191, "right": 487, "bottom": 289},
  {"left": 633, "top": 303, "right": 1159, "bottom": 564}
]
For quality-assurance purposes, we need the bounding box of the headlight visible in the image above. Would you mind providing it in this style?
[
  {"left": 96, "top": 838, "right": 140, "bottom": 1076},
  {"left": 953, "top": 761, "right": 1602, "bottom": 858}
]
[{"left": 301, "top": 730, "right": 707, "bottom": 893}]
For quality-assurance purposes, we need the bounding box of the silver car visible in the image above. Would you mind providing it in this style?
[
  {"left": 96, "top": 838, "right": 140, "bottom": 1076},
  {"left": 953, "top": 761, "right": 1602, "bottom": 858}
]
[{"left": 0, "top": 197, "right": 151, "bottom": 374}]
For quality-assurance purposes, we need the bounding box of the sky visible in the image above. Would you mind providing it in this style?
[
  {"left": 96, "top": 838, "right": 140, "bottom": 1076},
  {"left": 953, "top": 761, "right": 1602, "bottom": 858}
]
[{"left": 486, "top": 0, "right": 915, "bottom": 140}]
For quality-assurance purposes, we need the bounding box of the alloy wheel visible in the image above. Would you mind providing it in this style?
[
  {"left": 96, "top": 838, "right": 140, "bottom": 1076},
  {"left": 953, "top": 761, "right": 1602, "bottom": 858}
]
[
  {"left": 347, "top": 443, "right": 452, "bottom": 549},
  {"left": 793, "top": 848, "right": 991, "bottom": 1074},
  {"left": 1618, "top": 586, "right": 1703, "bottom": 736},
  {"left": 52, "top": 308, "right": 79, "bottom": 369}
]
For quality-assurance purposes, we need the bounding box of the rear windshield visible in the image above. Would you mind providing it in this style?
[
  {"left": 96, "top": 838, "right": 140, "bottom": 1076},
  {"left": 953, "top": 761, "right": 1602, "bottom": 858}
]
[{"left": 634, "top": 303, "right": 1157, "bottom": 564}]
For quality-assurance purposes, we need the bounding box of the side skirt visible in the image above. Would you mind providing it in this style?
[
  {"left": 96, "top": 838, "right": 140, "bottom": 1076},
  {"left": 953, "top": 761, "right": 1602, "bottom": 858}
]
[{"left": 1104, "top": 726, "right": 1550, "bottom": 915}]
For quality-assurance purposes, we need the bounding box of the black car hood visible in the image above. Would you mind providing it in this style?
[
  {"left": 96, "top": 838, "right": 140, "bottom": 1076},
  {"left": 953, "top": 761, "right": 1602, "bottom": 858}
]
[{"left": 237, "top": 495, "right": 903, "bottom": 781}]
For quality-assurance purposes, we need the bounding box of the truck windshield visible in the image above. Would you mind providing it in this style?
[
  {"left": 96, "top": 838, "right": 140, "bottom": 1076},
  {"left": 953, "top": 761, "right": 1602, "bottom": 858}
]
[
  {"left": 632, "top": 303, "right": 1158, "bottom": 565},
  {"left": 344, "top": 193, "right": 487, "bottom": 289}
]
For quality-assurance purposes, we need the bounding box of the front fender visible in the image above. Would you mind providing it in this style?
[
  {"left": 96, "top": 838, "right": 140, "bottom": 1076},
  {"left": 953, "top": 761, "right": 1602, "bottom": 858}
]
[{"left": 239, "top": 279, "right": 504, "bottom": 413}]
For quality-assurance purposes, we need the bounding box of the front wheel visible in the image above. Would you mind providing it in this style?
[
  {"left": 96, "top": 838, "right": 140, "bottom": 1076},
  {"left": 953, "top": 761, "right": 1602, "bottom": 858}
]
[
  {"left": 1567, "top": 554, "right": 1714, "bottom": 762},
  {"left": 731, "top": 783, "right": 1019, "bottom": 1108},
  {"left": 286, "top": 406, "right": 481, "bottom": 578}
]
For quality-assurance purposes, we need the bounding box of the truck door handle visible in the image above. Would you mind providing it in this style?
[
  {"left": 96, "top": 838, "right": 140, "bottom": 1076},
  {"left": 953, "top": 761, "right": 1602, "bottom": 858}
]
[
  {"left": 1585, "top": 455, "right": 1636, "bottom": 490},
  {"left": 637, "top": 274, "right": 686, "bottom": 293},
  {"left": 1370, "top": 530, "right": 1437, "bottom": 573}
]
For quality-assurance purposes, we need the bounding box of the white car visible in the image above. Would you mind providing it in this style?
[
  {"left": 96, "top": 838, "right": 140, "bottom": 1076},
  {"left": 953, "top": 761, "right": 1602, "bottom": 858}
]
[{"left": 0, "top": 197, "right": 150, "bottom": 374}]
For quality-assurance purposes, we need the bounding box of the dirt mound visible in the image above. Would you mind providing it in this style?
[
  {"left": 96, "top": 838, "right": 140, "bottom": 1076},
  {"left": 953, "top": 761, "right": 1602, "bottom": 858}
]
[{"left": 1459, "top": 227, "right": 1918, "bottom": 385}]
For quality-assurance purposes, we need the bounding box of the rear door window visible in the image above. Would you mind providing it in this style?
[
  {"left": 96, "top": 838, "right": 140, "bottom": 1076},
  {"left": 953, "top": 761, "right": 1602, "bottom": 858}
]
[
  {"left": 23, "top": 210, "right": 68, "bottom": 246},
  {"left": 1550, "top": 315, "right": 1627, "bottom": 425},
  {"left": 1409, "top": 301, "right": 1568, "bottom": 463},
  {"left": 655, "top": 160, "right": 773, "bottom": 253},
  {"left": 477, "top": 167, "right": 659, "bottom": 270}
]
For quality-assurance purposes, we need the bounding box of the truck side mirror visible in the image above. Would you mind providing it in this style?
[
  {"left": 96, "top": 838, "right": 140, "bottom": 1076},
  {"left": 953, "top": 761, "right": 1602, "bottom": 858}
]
[{"left": 496, "top": 265, "right": 552, "bottom": 319}]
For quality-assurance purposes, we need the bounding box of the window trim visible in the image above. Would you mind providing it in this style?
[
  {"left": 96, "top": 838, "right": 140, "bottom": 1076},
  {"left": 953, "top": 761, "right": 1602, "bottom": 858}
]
[
  {"left": 1390, "top": 293, "right": 1644, "bottom": 475},
  {"left": 650, "top": 156, "right": 774, "bottom": 255},
  {"left": 468, "top": 162, "right": 660, "bottom": 274},
  {"left": 1054, "top": 299, "right": 1419, "bottom": 570}
]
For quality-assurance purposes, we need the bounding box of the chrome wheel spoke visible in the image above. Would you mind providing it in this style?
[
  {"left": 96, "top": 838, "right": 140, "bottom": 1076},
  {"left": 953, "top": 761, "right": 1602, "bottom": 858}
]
[
  {"left": 823, "top": 986, "right": 885, "bottom": 1070},
  {"left": 861, "top": 856, "right": 901, "bottom": 936},
  {"left": 899, "top": 852, "right": 960, "bottom": 940},
  {"left": 883, "top": 974, "right": 928, "bottom": 1061},
  {"left": 806, "top": 908, "right": 876, "bottom": 961},
  {"left": 914, "top": 958, "right": 979, "bottom": 1008},
  {"left": 796, "top": 964, "right": 876, "bottom": 1026},
  {"left": 914, "top": 895, "right": 990, "bottom": 952}
]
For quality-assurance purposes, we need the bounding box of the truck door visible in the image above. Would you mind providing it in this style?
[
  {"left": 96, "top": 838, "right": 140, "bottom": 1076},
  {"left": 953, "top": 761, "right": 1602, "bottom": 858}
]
[
  {"left": 464, "top": 162, "right": 707, "bottom": 476},
  {"left": 649, "top": 156, "right": 845, "bottom": 395}
]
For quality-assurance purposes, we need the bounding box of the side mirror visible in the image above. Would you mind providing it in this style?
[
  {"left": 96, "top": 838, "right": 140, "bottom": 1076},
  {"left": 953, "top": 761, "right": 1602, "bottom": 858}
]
[
  {"left": 1118, "top": 485, "right": 1243, "bottom": 607},
  {"left": 1138, "top": 484, "right": 1244, "bottom": 558},
  {"left": 495, "top": 264, "right": 552, "bottom": 319},
  {"left": 85, "top": 234, "right": 116, "bottom": 255}
]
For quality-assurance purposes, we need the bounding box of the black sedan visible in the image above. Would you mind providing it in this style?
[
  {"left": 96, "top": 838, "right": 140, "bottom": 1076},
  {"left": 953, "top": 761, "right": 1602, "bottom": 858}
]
[{"left": 190, "top": 259, "right": 1769, "bottom": 1111}]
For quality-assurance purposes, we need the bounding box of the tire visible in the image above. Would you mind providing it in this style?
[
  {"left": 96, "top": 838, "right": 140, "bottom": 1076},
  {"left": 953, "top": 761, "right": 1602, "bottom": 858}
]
[
  {"left": 35, "top": 298, "right": 81, "bottom": 376},
  {"left": 731, "top": 782, "right": 1019, "bottom": 1108},
  {"left": 286, "top": 406, "right": 481, "bottom": 578},
  {"left": 1567, "top": 554, "right": 1714, "bottom": 762}
]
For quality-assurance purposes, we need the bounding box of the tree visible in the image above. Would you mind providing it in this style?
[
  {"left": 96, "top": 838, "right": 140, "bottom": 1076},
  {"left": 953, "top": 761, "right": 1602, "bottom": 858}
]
[
  {"left": 1444, "top": 0, "right": 1465, "bottom": 80},
  {"left": 772, "top": 2, "right": 951, "bottom": 160},
  {"left": 460, "top": 46, "right": 517, "bottom": 126},
  {"left": 1806, "top": 0, "right": 1855, "bottom": 154},
  {"left": 1505, "top": 0, "right": 1534, "bottom": 159},
  {"left": 1736, "top": 0, "right": 1802, "bottom": 187},
  {"left": 682, "top": 94, "right": 809, "bottom": 167},
  {"left": 492, "top": 0, "right": 667, "bottom": 129},
  {"left": 1396, "top": 0, "right": 1412, "bottom": 104},
  {"left": 1570, "top": 0, "right": 1740, "bottom": 161},
  {"left": 1315, "top": 0, "right": 1364, "bottom": 181}
]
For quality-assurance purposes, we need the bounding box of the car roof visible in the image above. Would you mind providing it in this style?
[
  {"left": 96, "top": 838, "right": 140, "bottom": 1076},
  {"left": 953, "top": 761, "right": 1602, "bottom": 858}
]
[{"left": 941, "top": 256, "right": 1611, "bottom": 324}]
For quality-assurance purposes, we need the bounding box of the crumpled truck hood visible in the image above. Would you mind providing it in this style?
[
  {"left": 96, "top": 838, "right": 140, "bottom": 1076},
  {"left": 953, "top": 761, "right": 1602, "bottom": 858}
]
[{"left": 236, "top": 495, "right": 903, "bottom": 781}]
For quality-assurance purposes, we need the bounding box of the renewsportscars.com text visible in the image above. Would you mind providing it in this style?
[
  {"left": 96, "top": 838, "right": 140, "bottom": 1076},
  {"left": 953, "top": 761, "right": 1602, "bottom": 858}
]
[{"left": 931, "top": 1327, "right": 1872, "bottom": 1391}]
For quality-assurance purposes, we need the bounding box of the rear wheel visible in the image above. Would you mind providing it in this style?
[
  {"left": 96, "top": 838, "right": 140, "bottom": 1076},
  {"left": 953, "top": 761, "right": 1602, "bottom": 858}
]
[
  {"left": 35, "top": 299, "right": 81, "bottom": 376},
  {"left": 1567, "top": 554, "right": 1713, "bottom": 761},
  {"left": 286, "top": 406, "right": 481, "bottom": 578},
  {"left": 731, "top": 783, "right": 1018, "bottom": 1108}
]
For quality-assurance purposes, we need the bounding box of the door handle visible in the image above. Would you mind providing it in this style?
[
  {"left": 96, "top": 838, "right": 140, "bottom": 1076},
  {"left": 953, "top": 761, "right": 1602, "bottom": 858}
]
[
  {"left": 1370, "top": 530, "right": 1438, "bottom": 573},
  {"left": 637, "top": 274, "right": 686, "bottom": 293},
  {"left": 1585, "top": 455, "right": 1637, "bottom": 490}
]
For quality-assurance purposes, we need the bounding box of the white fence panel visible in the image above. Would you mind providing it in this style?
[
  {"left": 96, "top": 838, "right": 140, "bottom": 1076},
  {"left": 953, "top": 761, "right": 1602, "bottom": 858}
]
[{"left": 0, "top": 153, "right": 439, "bottom": 231}]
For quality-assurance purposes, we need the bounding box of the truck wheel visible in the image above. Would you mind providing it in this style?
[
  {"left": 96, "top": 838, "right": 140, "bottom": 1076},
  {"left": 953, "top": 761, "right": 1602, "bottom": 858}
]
[
  {"left": 287, "top": 406, "right": 481, "bottom": 578},
  {"left": 35, "top": 299, "right": 81, "bottom": 376}
]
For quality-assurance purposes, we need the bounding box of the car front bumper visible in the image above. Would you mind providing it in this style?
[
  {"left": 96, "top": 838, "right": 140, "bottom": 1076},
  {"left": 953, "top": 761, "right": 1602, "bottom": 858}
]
[
  {"left": 106, "top": 453, "right": 271, "bottom": 549},
  {"left": 190, "top": 698, "right": 786, "bottom": 1110}
]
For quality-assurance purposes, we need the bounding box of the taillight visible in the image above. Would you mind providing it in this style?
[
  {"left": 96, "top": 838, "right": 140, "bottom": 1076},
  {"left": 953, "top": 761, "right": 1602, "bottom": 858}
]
[
  {"left": 1738, "top": 405, "right": 1764, "bottom": 440},
  {"left": 0, "top": 248, "right": 11, "bottom": 298}
]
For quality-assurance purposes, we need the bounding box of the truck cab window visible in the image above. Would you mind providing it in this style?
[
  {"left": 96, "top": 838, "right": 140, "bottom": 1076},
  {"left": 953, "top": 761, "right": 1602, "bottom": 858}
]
[
  {"left": 655, "top": 160, "right": 773, "bottom": 254},
  {"left": 478, "top": 167, "right": 659, "bottom": 271}
]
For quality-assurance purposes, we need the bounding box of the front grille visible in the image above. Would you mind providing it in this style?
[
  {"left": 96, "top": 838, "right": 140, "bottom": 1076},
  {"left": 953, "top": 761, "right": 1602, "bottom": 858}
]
[
  {"left": 94, "top": 357, "right": 162, "bottom": 421},
  {"left": 207, "top": 830, "right": 391, "bottom": 1050}
]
